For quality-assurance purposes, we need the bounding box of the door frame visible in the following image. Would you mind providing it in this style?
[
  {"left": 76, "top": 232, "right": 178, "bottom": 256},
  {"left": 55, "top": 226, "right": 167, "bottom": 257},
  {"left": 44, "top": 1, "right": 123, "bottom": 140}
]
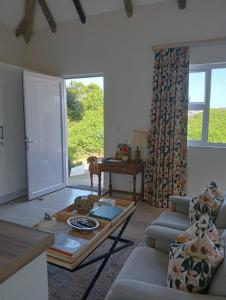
[{"left": 63, "top": 73, "right": 104, "bottom": 186}]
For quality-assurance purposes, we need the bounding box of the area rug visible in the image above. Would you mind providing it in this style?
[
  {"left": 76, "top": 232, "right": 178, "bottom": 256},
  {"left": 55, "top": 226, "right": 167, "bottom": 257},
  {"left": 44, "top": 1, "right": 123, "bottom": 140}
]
[{"left": 48, "top": 202, "right": 164, "bottom": 300}]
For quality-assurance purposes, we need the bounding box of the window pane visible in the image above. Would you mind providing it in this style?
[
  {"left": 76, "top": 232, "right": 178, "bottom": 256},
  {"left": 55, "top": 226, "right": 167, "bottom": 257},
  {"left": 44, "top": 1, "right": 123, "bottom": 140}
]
[
  {"left": 189, "top": 72, "right": 205, "bottom": 102},
  {"left": 188, "top": 110, "right": 203, "bottom": 141},
  {"left": 208, "top": 68, "right": 226, "bottom": 143}
]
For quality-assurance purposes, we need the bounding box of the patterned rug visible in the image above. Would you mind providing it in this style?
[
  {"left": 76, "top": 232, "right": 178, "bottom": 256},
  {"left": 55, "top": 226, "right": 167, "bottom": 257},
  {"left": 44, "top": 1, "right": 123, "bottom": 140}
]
[{"left": 48, "top": 202, "right": 163, "bottom": 300}]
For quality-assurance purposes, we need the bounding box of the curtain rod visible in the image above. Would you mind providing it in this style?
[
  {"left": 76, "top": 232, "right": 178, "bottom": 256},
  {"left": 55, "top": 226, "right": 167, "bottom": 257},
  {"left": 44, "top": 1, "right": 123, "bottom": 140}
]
[{"left": 151, "top": 37, "right": 226, "bottom": 51}]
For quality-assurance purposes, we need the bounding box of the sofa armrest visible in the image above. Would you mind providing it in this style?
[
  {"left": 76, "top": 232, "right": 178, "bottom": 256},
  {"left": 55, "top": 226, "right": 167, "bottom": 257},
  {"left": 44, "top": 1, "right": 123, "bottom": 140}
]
[
  {"left": 146, "top": 225, "right": 182, "bottom": 252},
  {"left": 105, "top": 279, "right": 225, "bottom": 300},
  {"left": 169, "top": 196, "right": 192, "bottom": 215},
  {"left": 146, "top": 225, "right": 182, "bottom": 241}
]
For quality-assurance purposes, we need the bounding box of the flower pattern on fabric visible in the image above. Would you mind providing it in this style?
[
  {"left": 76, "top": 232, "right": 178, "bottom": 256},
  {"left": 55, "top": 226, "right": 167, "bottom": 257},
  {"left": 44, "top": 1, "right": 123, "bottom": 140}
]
[
  {"left": 189, "top": 181, "right": 224, "bottom": 224},
  {"left": 208, "top": 180, "right": 224, "bottom": 202},
  {"left": 176, "top": 214, "right": 220, "bottom": 246},
  {"left": 144, "top": 47, "right": 189, "bottom": 207},
  {"left": 167, "top": 216, "right": 224, "bottom": 293}
]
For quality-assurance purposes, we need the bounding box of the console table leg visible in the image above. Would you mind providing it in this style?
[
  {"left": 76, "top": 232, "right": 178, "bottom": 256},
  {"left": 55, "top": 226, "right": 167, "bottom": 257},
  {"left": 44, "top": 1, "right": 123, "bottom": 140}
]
[
  {"left": 98, "top": 171, "right": 101, "bottom": 196},
  {"left": 109, "top": 172, "right": 112, "bottom": 196},
  {"left": 133, "top": 174, "right": 136, "bottom": 202},
  {"left": 141, "top": 164, "right": 144, "bottom": 201}
]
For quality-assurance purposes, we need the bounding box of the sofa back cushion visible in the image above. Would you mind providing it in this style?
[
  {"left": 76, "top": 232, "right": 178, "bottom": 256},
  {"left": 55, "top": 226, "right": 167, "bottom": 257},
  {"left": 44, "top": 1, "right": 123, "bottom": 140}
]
[
  {"left": 189, "top": 189, "right": 221, "bottom": 224},
  {"left": 189, "top": 181, "right": 224, "bottom": 225},
  {"left": 207, "top": 181, "right": 224, "bottom": 202},
  {"left": 208, "top": 229, "right": 226, "bottom": 296},
  {"left": 175, "top": 214, "right": 220, "bottom": 245}
]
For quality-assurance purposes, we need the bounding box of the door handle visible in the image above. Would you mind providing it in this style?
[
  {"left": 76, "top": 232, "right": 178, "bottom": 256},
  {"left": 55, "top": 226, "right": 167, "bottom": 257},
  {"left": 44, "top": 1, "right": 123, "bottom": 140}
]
[
  {"left": 25, "top": 138, "right": 38, "bottom": 144},
  {"left": 0, "top": 126, "right": 3, "bottom": 140}
]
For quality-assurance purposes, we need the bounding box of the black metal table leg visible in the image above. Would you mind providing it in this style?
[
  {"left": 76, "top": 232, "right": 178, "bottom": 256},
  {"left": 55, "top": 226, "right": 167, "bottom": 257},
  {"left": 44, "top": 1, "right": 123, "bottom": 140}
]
[{"left": 80, "top": 215, "right": 133, "bottom": 300}]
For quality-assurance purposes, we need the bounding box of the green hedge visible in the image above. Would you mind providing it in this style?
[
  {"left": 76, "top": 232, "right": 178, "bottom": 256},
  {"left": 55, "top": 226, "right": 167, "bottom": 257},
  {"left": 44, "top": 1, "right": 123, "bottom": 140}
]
[
  {"left": 188, "top": 108, "right": 226, "bottom": 143},
  {"left": 67, "top": 81, "right": 104, "bottom": 163}
]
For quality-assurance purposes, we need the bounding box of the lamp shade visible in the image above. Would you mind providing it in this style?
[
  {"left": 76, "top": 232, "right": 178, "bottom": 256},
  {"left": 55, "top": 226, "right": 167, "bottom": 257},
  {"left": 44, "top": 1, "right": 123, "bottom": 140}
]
[{"left": 128, "top": 130, "right": 148, "bottom": 148}]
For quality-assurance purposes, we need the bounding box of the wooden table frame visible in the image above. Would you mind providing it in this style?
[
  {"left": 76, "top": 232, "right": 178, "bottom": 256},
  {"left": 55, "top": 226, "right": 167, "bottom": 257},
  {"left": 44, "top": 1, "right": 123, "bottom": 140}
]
[{"left": 97, "top": 160, "right": 145, "bottom": 202}]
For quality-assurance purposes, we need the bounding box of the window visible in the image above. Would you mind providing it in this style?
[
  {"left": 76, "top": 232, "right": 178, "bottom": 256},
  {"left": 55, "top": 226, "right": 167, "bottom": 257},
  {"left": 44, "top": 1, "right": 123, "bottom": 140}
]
[{"left": 188, "top": 63, "right": 226, "bottom": 146}]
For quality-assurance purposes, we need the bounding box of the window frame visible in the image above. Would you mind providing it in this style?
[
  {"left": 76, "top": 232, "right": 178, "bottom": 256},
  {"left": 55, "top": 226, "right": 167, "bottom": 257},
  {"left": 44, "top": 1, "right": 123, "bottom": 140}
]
[{"left": 188, "top": 63, "right": 226, "bottom": 148}]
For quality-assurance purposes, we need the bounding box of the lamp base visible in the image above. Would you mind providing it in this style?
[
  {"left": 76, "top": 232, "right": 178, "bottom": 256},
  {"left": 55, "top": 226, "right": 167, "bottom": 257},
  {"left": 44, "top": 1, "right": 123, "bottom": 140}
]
[{"left": 135, "top": 146, "right": 140, "bottom": 161}]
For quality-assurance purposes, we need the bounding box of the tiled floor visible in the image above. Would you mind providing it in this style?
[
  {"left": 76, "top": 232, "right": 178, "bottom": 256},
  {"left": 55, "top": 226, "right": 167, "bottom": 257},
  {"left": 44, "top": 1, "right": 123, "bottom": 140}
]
[
  {"left": 0, "top": 188, "right": 97, "bottom": 227},
  {"left": 0, "top": 187, "right": 163, "bottom": 230},
  {"left": 68, "top": 173, "right": 100, "bottom": 189}
]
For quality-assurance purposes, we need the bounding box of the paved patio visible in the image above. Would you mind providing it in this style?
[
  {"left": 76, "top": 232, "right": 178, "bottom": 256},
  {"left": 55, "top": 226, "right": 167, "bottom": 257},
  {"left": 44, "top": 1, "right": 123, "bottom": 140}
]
[{"left": 68, "top": 164, "right": 103, "bottom": 189}]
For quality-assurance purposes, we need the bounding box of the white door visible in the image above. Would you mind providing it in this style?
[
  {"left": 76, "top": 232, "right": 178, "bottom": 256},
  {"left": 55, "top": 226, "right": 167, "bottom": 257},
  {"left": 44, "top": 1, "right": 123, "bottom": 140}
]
[{"left": 23, "top": 71, "right": 66, "bottom": 200}]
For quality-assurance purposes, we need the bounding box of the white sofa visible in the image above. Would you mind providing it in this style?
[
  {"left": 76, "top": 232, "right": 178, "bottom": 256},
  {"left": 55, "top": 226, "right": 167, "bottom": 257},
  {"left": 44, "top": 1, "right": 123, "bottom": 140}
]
[
  {"left": 105, "top": 229, "right": 226, "bottom": 300},
  {"left": 146, "top": 194, "right": 226, "bottom": 252}
]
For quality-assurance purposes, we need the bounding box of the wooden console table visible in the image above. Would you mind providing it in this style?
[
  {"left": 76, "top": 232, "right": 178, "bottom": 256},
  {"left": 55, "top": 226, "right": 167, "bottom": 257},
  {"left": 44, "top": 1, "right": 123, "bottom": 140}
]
[{"left": 97, "top": 160, "right": 145, "bottom": 202}]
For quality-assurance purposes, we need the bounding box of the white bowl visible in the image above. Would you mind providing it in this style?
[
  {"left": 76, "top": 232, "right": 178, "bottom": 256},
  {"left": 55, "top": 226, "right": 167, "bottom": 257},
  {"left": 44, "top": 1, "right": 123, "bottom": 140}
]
[{"left": 67, "top": 216, "right": 99, "bottom": 232}]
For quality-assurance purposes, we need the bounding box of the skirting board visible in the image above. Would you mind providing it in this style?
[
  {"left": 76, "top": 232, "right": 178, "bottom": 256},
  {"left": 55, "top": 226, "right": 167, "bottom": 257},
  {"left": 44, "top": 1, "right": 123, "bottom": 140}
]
[{"left": 0, "top": 189, "right": 27, "bottom": 205}]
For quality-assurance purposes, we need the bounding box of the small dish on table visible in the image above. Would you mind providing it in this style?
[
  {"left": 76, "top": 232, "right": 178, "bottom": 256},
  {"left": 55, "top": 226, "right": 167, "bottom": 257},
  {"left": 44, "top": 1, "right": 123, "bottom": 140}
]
[{"left": 67, "top": 216, "right": 99, "bottom": 232}]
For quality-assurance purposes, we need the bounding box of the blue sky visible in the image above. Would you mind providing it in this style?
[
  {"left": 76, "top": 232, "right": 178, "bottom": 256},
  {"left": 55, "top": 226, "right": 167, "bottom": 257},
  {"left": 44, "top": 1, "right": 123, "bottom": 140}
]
[
  {"left": 189, "top": 68, "right": 226, "bottom": 108},
  {"left": 66, "top": 76, "right": 104, "bottom": 90}
]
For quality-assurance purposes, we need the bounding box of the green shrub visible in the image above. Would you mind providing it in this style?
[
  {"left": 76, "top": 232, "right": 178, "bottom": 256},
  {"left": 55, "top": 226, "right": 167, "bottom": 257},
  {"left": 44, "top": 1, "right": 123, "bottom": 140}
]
[
  {"left": 188, "top": 108, "right": 226, "bottom": 143},
  {"left": 67, "top": 81, "right": 104, "bottom": 163}
]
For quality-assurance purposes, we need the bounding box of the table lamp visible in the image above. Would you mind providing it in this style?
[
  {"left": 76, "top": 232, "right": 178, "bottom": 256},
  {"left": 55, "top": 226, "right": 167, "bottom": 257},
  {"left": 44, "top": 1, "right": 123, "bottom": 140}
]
[{"left": 128, "top": 130, "right": 148, "bottom": 161}]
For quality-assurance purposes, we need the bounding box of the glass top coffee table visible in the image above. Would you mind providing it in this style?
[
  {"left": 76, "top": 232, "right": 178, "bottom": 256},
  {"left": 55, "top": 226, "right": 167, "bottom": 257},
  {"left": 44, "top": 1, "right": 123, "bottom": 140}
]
[{"left": 37, "top": 196, "right": 136, "bottom": 300}]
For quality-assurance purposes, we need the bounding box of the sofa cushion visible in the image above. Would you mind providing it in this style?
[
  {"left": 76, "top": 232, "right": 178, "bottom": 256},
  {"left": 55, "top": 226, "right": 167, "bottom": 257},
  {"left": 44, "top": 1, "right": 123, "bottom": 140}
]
[
  {"left": 189, "top": 181, "right": 224, "bottom": 225},
  {"left": 208, "top": 230, "right": 226, "bottom": 297},
  {"left": 176, "top": 214, "right": 220, "bottom": 245},
  {"left": 167, "top": 219, "right": 224, "bottom": 293},
  {"left": 116, "top": 247, "right": 168, "bottom": 286},
  {"left": 152, "top": 211, "right": 190, "bottom": 231},
  {"left": 189, "top": 189, "right": 221, "bottom": 224},
  {"left": 207, "top": 180, "right": 224, "bottom": 202}
]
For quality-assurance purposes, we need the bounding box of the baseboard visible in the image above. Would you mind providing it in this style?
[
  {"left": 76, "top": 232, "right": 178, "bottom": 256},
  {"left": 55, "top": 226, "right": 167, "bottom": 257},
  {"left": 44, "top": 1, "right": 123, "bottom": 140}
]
[{"left": 0, "top": 189, "right": 27, "bottom": 205}]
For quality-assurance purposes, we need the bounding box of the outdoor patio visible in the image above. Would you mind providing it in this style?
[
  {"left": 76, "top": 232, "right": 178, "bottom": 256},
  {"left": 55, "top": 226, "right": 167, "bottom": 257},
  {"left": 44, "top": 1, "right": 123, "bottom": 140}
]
[{"left": 68, "top": 164, "right": 103, "bottom": 190}]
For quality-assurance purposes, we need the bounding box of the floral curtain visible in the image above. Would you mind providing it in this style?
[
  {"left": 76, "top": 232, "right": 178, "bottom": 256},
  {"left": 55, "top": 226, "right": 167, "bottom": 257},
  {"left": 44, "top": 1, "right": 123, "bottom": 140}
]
[{"left": 144, "top": 47, "right": 189, "bottom": 208}]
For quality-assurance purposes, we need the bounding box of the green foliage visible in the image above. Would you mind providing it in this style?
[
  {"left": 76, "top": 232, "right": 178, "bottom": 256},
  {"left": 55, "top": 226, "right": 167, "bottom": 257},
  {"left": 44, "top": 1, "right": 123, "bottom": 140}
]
[
  {"left": 67, "top": 81, "right": 104, "bottom": 163},
  {"left": 187, "top": 111, "right": 203, "bottom": 141},
  {"left": 188, "top": 108, "right": 226, "bottom": 143},
  {"left": 208, "top": 109, "right": 226, "bottom": 143},
  {"left": 67, "top": 88, "right": 84, "bottom": 122}
]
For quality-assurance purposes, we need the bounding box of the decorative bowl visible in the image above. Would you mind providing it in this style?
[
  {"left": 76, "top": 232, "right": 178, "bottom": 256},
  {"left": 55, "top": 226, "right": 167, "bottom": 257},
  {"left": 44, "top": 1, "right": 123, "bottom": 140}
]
[
  {"left": 67, "top": 216, "right": 99, "bottom": 232},
  {"left": 74, "top": 195, "right": 94, "bottom": 214}
]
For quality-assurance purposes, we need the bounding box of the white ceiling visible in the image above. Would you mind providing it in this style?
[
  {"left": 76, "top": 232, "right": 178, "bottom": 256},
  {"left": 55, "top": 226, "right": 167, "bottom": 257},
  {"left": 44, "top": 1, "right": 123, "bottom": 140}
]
[{"left": 0, "top": 0, "right": 169, "bottom": 32}]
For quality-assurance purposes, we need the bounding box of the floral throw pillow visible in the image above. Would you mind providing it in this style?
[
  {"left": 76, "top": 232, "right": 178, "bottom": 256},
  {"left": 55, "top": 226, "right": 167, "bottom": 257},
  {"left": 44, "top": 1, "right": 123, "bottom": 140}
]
[
  {"left": 167, "top": 218, "right": 224, "bottom": 293},
  {"left": 207, "top": 180, "right": 224, "bottom": 203},
  {"left": 189, "top": 188, "right": 221, "bottom": 224},
  {"left": 176, "top": 214, "right": 220, "bottom": 246}
]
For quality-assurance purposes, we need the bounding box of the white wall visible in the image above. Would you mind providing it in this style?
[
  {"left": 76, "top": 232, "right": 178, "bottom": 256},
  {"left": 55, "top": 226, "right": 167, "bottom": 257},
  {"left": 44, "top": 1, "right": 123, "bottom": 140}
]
[
  {"left": 0, "top": 23, "right": 26, "bottom": 67},
  {"left": 23, "top": 0, "right": 226, "bottom": 195},
  {"left": 187, "top": 147, "right": 226, "bottom": 197}
]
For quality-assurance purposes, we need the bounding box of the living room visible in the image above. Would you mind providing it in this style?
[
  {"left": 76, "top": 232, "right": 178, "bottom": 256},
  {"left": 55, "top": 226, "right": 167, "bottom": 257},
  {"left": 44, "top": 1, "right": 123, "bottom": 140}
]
[{"left": 0, "top": 0, "right": 226, "bottom": 299}]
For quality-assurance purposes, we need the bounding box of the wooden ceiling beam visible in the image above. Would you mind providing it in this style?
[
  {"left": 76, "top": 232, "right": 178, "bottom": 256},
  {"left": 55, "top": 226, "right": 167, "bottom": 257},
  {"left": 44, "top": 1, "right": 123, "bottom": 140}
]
[
  {"left": 177, "top": 0, "right": 187, "bottom": 10},
  {"left": 15, "top": 18, "right": 26, "bottom": 37},
  {"left": 24, "top": 0, "right": 35, "bottom": 44},
  {"left": 37, "top": 0, "right": 57, "bottom": 33},
  {"left": 72, "top": 0, "right": 86, "bottom": 24},
  {"left": 124, "top": 0, "right": 133, "bottom": 18}
]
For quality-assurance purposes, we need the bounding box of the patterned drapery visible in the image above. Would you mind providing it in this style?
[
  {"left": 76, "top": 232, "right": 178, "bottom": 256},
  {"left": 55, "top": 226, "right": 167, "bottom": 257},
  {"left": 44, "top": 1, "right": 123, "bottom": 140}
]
[{"left": 144, "top": 47, "right": 189, "bottom": 207}]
